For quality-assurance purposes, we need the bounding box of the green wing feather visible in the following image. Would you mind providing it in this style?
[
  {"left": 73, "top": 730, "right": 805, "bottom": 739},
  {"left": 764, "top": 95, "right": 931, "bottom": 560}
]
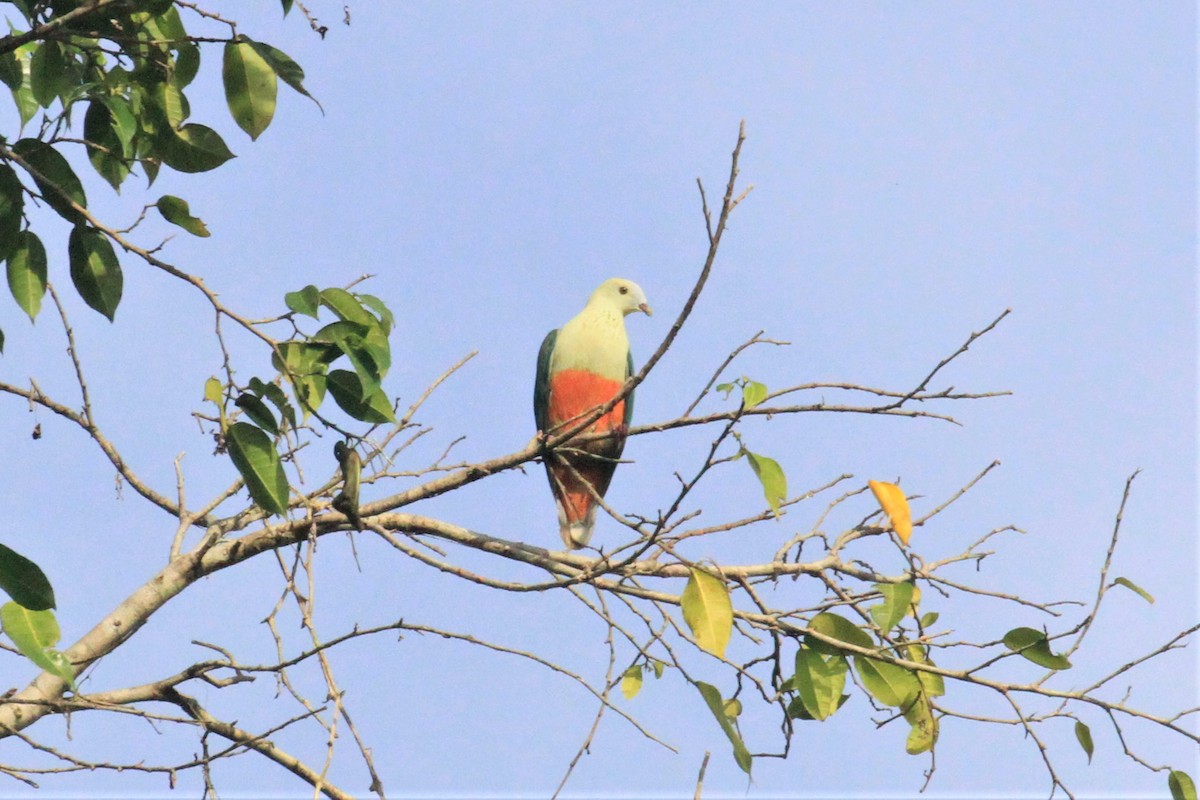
[{"left": 534, "top": 329, "right": 557, "bottom": 433}]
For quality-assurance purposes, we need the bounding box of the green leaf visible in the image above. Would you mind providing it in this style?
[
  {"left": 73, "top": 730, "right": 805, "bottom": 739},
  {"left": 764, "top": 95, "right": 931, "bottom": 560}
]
[
  {"left": 620, "top": 664, "right": 643, "bottom": 700},
  {"left": 744, "top": 448, "right": 786, "bottom": 517},
  {"left": 160, "top": 123, "right": 235, "bottom": 174},
  {"left": 225, "top": 421, "right": 289, "bottom": 516},
  {"left": 272, "top": 342, "right": 332, "bottom": 415},
  {"left": 904, "top": 643, "right": 945, "bottom": 697},
  {"left": 0, "top": 327, "right": 5, "bottom": 353},
  {"left": 281, "top": 0, "right": 294, "bottom": 14},
  {"left": 327, "top": 369, "right": 396, "bottom": 424},
  {"left": 357, "top": 293, "right": 394, "bottom": 332},
  {"left": 223, "top": 37, "right": 277, "bottom": 140},
  {"left": 869, "top": 581, "right": 915, "bottom": 633},
  {"left": 792, "top": 646, "right": 849, "bottom": 721},
  {"left": 902, "top": 691, "right": 938, "bottom": 755},
  {"left": 313, "top": 320, "right": 383, "bottom": 395},
  {"left": 0, "top": 543, "right": 55, "bottom": 610},
  {"left": 12, "top": 138, "right": 87, "bottom": 223},
  {"left": 68, "top": 226, "right": 123, "bottom": 321},
  {"left": 83, "top": 100, "right": 131, "bottom": 190},
  {"left": 247, "top": 39, "right": 321, "bottom": 110},
  {"left": 681, "top": 566, "right": 733, "bottom": 658},
  {"left": 285, "top": 284, "right": 320, "bottom": 318},
  {"left": 1170, "top": 770, "right": 1197, "bottom": 800},
  {"left": 0, "top": 601, "right": 75, "bottom": 690},
  {"left": 29, "top": 41, "right": 69, "bottom": 108},
  {"left": 742, "top": 379, "right": 767, "bottom": 409},
  {"left": 320, "top": 287, "right": 375, "bottom": 326},
  {"left": 1074, "top": 719, "right": 1094, "bottom": 764},
  {"left": 1112, "top": 576, "right": 1155, "bottom": 604},
  {"left": 11, "top": 52, "right": 38, "bottom": 129},
  {"left": 806, "top": 611, "right": 874, "bottom": 656},
  {"left": 650, "top": 658, "right": 665, "bottom": 679},
  {"left": 715, "top": 382, "right": 734, "bottom": 398},
  {"left": 248, "top": 377, "right": 296, "bottom": 431},
  {"left": 173, "top": 41, "right": 201, "bottom": 89},
  {"left": 0, "top": 50, "right": 21, "bottom": 91},
  {"left": 0, "top": 164, "right": 24, "bottom": 260},
  {"left": 1002, "top": 627, "right": 1072, "bottom": 671},
  {"left": 695, "top": 681, "right": 752, "bottom": 775},
  {"left": 919, "top": 611, "right": 940, "bottom": 628},
  {"left": 855, "top": 656, "right": 921, "bottom": 708},
  {"left": 235, "top": 393, "right": 279, "bottom": 435},
  {"left": 154, "top": 195, "right": 210, "bottom": 236},
  {"left": 6, "top": 230, "right": 46, "bottom": 322}
]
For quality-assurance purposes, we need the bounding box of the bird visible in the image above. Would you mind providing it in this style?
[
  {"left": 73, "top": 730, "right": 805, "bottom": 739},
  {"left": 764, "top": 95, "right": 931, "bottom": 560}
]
[
  {"left": 534, "top": 278, "right": 653, "bottom": 549},
  {"left": 332, "top": 440, "right": 362, "bottom": 529}
]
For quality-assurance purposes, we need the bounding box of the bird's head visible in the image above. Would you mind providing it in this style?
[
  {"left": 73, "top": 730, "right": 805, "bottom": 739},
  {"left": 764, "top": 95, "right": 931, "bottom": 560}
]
[{"left": 591, "top": 278, "right": 653, "bottom": 317}]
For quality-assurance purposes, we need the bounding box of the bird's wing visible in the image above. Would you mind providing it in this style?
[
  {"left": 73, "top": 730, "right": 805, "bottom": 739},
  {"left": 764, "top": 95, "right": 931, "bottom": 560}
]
[{"left": 534, "top": 329, "right": 558, "bottom": 434}]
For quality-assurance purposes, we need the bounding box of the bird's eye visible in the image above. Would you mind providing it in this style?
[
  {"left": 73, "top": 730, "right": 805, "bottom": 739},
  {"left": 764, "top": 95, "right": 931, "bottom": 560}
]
[{"left": 619, "top": 286, "right": 629, "bottom": 295}]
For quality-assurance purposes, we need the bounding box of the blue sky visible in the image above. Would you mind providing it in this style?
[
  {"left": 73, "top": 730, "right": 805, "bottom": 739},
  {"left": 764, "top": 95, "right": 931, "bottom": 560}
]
[{"left": 0, "top": 2, "right": 1195, "bottom": 797}]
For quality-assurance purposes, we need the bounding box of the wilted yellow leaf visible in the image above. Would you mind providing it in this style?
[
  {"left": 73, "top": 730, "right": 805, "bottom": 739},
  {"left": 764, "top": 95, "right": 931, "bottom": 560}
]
[{"left": 868, "top": 479, "right": 913, "bottom": 544}]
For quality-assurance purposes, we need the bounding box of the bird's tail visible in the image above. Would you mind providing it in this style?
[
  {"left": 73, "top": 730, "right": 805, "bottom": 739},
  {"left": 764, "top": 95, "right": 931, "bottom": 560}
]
[{"left": 557, "top": 503, "right": 596, "bottom": 549}]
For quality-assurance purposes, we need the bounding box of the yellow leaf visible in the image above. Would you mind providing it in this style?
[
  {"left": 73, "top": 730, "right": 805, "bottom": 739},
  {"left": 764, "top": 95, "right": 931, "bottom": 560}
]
[
  {"left": 868, "top": 479, "right": 913, "bottom": 545},
  {"left": 682, "top": 566, "right": 733, "bottom": 658},
  {"left": 620, "top": 664, "right": 643, "bottom": 700}
]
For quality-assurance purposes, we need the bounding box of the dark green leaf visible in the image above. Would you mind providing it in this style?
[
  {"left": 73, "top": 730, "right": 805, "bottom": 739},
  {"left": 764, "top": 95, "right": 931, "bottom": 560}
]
[
  {"left": 0, "top": 601, "right": 75, "bottom": 690},
  {"left": 173, "top": 41, "right": 201, "bottom": 89},
  {"left": 0, "top": 50, "right": 21, "bottom": 91},
  {"left": 68, "top": 226, "right": 122, "bottom": 321},
  {"left": 1170, "top": 770, "right": 1197, "bottom": 800},
  {"left": 806, "top": 611, "right": 874, "bottom": 656},
  {"left": 1074, "top": 720, "right": 1094, "bottom": 764},
  {"left": 313, "top": 320, "right": 382, "bottom": 395},
  {"left": 160, "top": 123, "right": 235, "bottom": 174},
  {"left": 1003, "top": 627, "right": 1072, "bottom": 671},
  {"left": 6, "top": 230, "right": 46, "bottom": 322},
  {"left": 695, "top": 681, "right": 752, "bottom": 775},
  {"left": 83, "top": 100, "right": 130, "bottom": 190},
  {"left": 225, "top": 421, "right": 289, "bottom": 516},
  {"left": 0, "top": 164, "right": 23, "bottom": 259},
  {"left": 29, "top": 41, "right": 68, "bottom": 108},
  {"left": 326, "top": 369, "right": 396, "bottom": 424},
  {"left": 235, "top": 393, "right": 279, "bottom": 435},
  {"left": 155, "top": 195, "right": 210, "bottom": 236},
  {"left": 285, "top": 284, "right": 320, "bottom": 318},
  {"left": 223, "top": 37, "right": 277, "bottom": 140},
  {"left": 1112, "top": 576, "right": 1154, "bottom": 604},
  {"left": 248, "top": 377, "right": 296, "bottom": 430},
  {"left": 12, "top": 138, "right": 87, "bottom": 223},
  {"left": 0, "top": 543, "right": 55, "bottom": 610},
  {"left": 869, "top": 581, "right": 915, "bottom": 633},
  {"left": 281, "top": 0, "right": 295, "bottom": 17}
]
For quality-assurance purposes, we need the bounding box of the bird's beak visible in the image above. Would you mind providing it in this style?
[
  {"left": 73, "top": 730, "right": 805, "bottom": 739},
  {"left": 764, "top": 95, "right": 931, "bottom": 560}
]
[{"left": 639, "top": 302, "right": 653, "bottom": 316}]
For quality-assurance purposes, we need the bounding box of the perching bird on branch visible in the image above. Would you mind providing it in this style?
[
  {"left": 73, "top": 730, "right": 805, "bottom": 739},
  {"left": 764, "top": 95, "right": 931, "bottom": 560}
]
[
  {"left": 534, "top": 278, "right": 652, "bottom": 549},
  {"left": 332, "top": 440, "right": 362, "bottom": 529}
]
